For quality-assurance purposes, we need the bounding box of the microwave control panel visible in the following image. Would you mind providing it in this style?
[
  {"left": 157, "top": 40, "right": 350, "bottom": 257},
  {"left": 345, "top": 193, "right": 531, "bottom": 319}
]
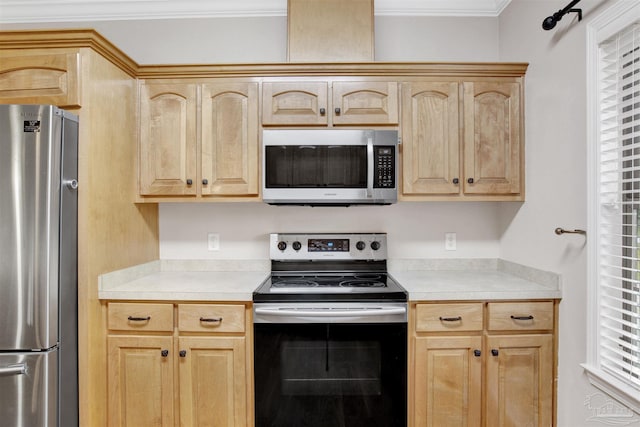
[{"left": 374, "top": 146, "right": 396, "bottom": 188}]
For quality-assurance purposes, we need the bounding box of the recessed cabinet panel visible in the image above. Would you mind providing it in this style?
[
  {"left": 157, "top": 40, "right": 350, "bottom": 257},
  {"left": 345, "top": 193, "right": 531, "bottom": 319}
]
[
  {"left": 463, "top": 82, "right": 521, "bottom": 195},
  {"left": 485, "top": 334, "right": 553, "bottom": 427},
  {"left": 107, "top": 336, "right": 174, "bottom": 427},
  {"left": 414, "top": 336, "right": 482, "bottom": 427},
  {"left": 0, "top": 52, "right": 81, "bottom": 107},
  {"left": 262, "top": 82, "right": 328, "bottom": 125},
  {"left": 201, "top": 83, "right": 259, "bottom": 196},
  {"left": 332, "top": 81, "right": 398, "bottom": 125},
  {"left": 139, "top": 83, "right": 197, "bottom": 196},
  {"left": 402, "top": 82, "right": 460, "bottom": 195},
  {"left": 179, "top": 336, "right": 247, "bottom": 427}
]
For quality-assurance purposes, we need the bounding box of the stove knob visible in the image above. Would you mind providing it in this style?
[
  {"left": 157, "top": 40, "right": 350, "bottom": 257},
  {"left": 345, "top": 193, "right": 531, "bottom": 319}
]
[
  {"left": 277, "top": 241, "right": 287, "bottom": 251},
  {"left": 370, "top": 241, "right": 381, "bottom": 251},
  {"left": 292, "top": 241, "right": 302, "bottom": 251},
  {"left": 356, "top": 241, "right": 366, "bottom": 251}
]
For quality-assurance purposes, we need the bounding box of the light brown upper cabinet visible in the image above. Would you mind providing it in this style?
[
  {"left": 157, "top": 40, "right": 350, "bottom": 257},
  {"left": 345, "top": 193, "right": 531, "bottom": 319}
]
[
  {"left": 463, "top": 81, "right": 522, "bottom": 196},
  {"left": 262, "top": 80, "right": 398, "bottom": 126},
  {"left": 0, "top": 52, "right": 81, "bottom": 108},
  {"left": 138, "top": 81, "right": 260, "bottom": 201},
  {"left": 201, "top": 82, "right": 259, "bottom": 197},
  {"left": 139, "top": 83, "right": 198, "bottom": 196},
  {"left": 401, "top": 79, "right": 524, "bottom": 201}
]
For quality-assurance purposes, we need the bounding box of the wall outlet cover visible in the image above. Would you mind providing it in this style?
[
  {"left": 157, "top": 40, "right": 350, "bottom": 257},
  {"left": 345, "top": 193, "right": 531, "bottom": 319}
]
[{"left": 207, "top": 233, "right": 220, "bottom": 251}]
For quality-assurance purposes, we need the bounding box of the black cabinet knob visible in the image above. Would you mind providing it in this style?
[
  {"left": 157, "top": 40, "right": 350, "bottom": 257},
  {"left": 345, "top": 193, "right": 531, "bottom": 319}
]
[
  {"left": 161, "top": 350, "right": 169, "bottom": 357},
  {"left": 319, "top": 108, "right": 326, "bottom": 115},
  {"left": 473, "top": 350, "right": 481, "bottom": 357},
  {"left": 453, "top": 178, "right": 459, "bottom": 185},
  {"left": 491, "top": 349, "right": 499, "bottom": 357},
  {"left": 202, "top": 179, "right": 208, "bottom": 185},
  {"left": 467, "top": 178, "right": 474, "bottom": 184},
  {"left": 186, "top": 179, "right": 193, "bottom": 186},
  {"left": 335, "top": 107, "right": 341, "bottom": 115},
  {"left": 179, "top": 350, "right": 187, "bottom": 358}
]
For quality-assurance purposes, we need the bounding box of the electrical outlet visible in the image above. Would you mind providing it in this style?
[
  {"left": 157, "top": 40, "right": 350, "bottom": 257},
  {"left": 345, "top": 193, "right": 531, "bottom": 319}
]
[
  {"left": 445, "top": 232, "right": 456, "bottom": 251},
  {"left": 207, "top": 233, "right": 220, "bottom": 251}
]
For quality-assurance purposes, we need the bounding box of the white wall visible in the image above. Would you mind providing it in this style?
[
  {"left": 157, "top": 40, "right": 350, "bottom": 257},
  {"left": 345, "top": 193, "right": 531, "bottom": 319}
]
[
  {"left": 1, "top": 15, "right": 499, "bottom": 64},
  {"left": 159, "top": 202, "right": 502, "bottom": 259},
  {"left": 498, "top": 0, "right": 639, "bottom": 425}
]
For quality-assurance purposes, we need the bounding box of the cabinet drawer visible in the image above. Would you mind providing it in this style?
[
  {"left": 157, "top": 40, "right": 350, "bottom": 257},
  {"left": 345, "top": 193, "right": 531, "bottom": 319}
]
[
  {"left": 487, "top": 301, "right": 554, "bottom": 331},
  {"left": 178, "top": 304, "right": 245, "bottom": 333},
  {"left": 108, "top": 303, "right": 174, "bottom": 332},
  {"left": 415, "top": 303, "right": 484, "bottom": 332}
]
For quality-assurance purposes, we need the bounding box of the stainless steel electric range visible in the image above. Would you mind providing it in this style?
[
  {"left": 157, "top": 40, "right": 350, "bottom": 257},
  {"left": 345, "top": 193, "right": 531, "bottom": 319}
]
[{"left": 253, "top": 233, "right": 407, "bottom": 427}]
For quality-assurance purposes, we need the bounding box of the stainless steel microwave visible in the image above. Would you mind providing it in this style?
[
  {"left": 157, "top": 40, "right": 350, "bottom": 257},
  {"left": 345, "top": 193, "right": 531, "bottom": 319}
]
[{"left": 262, "top": 129, "right": 399, "bottom": 206}]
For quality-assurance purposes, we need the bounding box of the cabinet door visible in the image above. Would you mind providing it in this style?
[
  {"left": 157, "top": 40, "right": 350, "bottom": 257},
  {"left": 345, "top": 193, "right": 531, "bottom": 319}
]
[
  {"left": 201, "top": 82, "right": 259, "bottom": 197},
  {"left": 485, "top": 334, "right": 553, "bottom": 427},
  {"left": 179, "top": 336, "right": 248, "bottom": 427},
  {"left": 0, "top": 52, "right": 81, "bottom": 107},
  {"left": 463, "top": 81, "right": 522, "bottom": 195},
  {"left": 107, "top": 336, "right": 174, "bottom": 427},
  {"left": 402, "top": 82, "right": 460, "bottom": 195},
  {"left": 262, "top": 82, "right": 328, "bottom": 125},
  {"left": 414, "top": 336, "right": 482, "bottom": 427},
  {"left": 139, "top": 83, "right": 197, "bottom": 196},
  {"left": 332, "top": 81, "right": 398, "bottom": 125}
]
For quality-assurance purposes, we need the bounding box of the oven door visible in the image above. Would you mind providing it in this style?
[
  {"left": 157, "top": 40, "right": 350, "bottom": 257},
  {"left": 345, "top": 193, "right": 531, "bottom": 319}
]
[{"left": 253, "top": 303, "right": 407, "bottom": 427}]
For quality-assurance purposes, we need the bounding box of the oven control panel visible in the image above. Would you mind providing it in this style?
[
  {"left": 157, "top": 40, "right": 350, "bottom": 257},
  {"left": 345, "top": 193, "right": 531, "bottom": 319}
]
[{"left": 270, "top": 233, "right": 387, "bottom": 260}]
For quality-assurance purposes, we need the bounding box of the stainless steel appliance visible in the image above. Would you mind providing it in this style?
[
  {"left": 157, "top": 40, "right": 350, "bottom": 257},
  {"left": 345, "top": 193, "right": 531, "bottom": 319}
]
[
  {"left": 262, "top": 129, "right": 399, "bottom": 205},
  {"left": 0, "top": 104, "right": 79, "bottom": 427},
  {"left": 253, "top": 233, "right": 407, "bottom": 427}
]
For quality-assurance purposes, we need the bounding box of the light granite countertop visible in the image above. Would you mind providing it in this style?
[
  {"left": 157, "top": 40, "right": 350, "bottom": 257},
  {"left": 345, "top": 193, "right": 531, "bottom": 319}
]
[{"left": 98, "top": 258, "right": 561, "bottom": 302}]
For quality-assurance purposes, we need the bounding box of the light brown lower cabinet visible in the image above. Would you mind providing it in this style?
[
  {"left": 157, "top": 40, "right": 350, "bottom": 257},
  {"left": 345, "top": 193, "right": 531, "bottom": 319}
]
[
  {"left": 106, "top": 302, "right": 251, "bottom": 427},
  {"left": 411, "top": 301, "right": 557, "bottom": 427}
]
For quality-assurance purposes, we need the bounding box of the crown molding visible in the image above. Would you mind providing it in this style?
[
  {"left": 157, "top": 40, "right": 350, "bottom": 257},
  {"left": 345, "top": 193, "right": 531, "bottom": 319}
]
[{"left": 0, "top": 0, "right": 512, "bottom": 23}]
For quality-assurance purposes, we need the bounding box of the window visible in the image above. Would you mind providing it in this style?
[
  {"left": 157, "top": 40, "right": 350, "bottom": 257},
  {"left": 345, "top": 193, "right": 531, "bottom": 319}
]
[{"left": 586, "top": 1, "right": 640, "bottom": 412}]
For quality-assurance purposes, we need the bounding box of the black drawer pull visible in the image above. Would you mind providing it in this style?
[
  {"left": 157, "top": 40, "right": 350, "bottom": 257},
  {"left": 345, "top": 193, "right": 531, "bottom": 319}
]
[
  {"left": 200, "top": 317, "right": 223, "bottom": 323},
  {"left": 511, "top": 315, "right": 534, "bottom": 321},
  {"left": 439, "top": 316, "right": 462, "bottom": 322},
  {"left": 127, "top": 316, "right": 151, "bottom": 322}
]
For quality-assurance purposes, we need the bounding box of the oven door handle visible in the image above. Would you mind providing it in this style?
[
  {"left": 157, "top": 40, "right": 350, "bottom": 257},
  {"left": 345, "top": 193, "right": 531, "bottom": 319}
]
[{"left": 254, "top": 307, "right": 406, "bottom": 318}]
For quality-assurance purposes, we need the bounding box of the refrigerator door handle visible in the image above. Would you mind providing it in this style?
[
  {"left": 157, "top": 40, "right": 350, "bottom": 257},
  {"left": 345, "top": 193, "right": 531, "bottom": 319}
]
[{"left": 0, "top": 363, "right": 27, "bottom": 376}]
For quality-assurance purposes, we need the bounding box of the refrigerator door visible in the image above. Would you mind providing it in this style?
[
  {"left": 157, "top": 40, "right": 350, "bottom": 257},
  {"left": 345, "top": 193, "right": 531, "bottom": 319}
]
[
  {"left": 0, "top": 350, "right": 58, "bottom": 427},
  {"left": 0, "top": 104, "right": 61, "bottom": 351}
]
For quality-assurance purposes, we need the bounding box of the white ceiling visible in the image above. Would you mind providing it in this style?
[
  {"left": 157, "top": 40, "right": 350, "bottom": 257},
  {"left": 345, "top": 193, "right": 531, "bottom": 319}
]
[{"left": 0, "top": 0, "right": 513, "bottom": 23}]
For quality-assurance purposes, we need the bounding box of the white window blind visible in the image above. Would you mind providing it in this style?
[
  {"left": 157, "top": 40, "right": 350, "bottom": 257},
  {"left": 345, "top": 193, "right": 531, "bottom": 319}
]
[{"left": 597, "top": 21, "right": 640, "bottom": 393}]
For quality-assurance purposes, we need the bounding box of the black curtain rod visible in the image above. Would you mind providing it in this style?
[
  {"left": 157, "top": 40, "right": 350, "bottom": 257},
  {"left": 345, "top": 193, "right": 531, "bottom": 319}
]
[{"left": 542, "top": 0, "right": 583, "bottom": 30}]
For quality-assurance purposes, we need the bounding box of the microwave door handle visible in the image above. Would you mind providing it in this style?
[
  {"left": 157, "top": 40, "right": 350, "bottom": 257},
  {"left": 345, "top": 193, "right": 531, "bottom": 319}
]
[{"left": 367, "top": 136, "right": 374, "bottom": 198}]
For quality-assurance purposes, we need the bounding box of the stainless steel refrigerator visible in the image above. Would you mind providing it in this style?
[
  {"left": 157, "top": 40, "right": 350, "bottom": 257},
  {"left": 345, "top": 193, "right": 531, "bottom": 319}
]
[{"left": 0, "top": 104, "right": 79, "bottom": 427}]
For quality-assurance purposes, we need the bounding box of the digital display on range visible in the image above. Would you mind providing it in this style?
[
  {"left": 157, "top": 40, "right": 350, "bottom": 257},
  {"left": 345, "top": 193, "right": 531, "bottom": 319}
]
[{"left": 308, "top": 239, "right": 350, "bottom": 252}]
